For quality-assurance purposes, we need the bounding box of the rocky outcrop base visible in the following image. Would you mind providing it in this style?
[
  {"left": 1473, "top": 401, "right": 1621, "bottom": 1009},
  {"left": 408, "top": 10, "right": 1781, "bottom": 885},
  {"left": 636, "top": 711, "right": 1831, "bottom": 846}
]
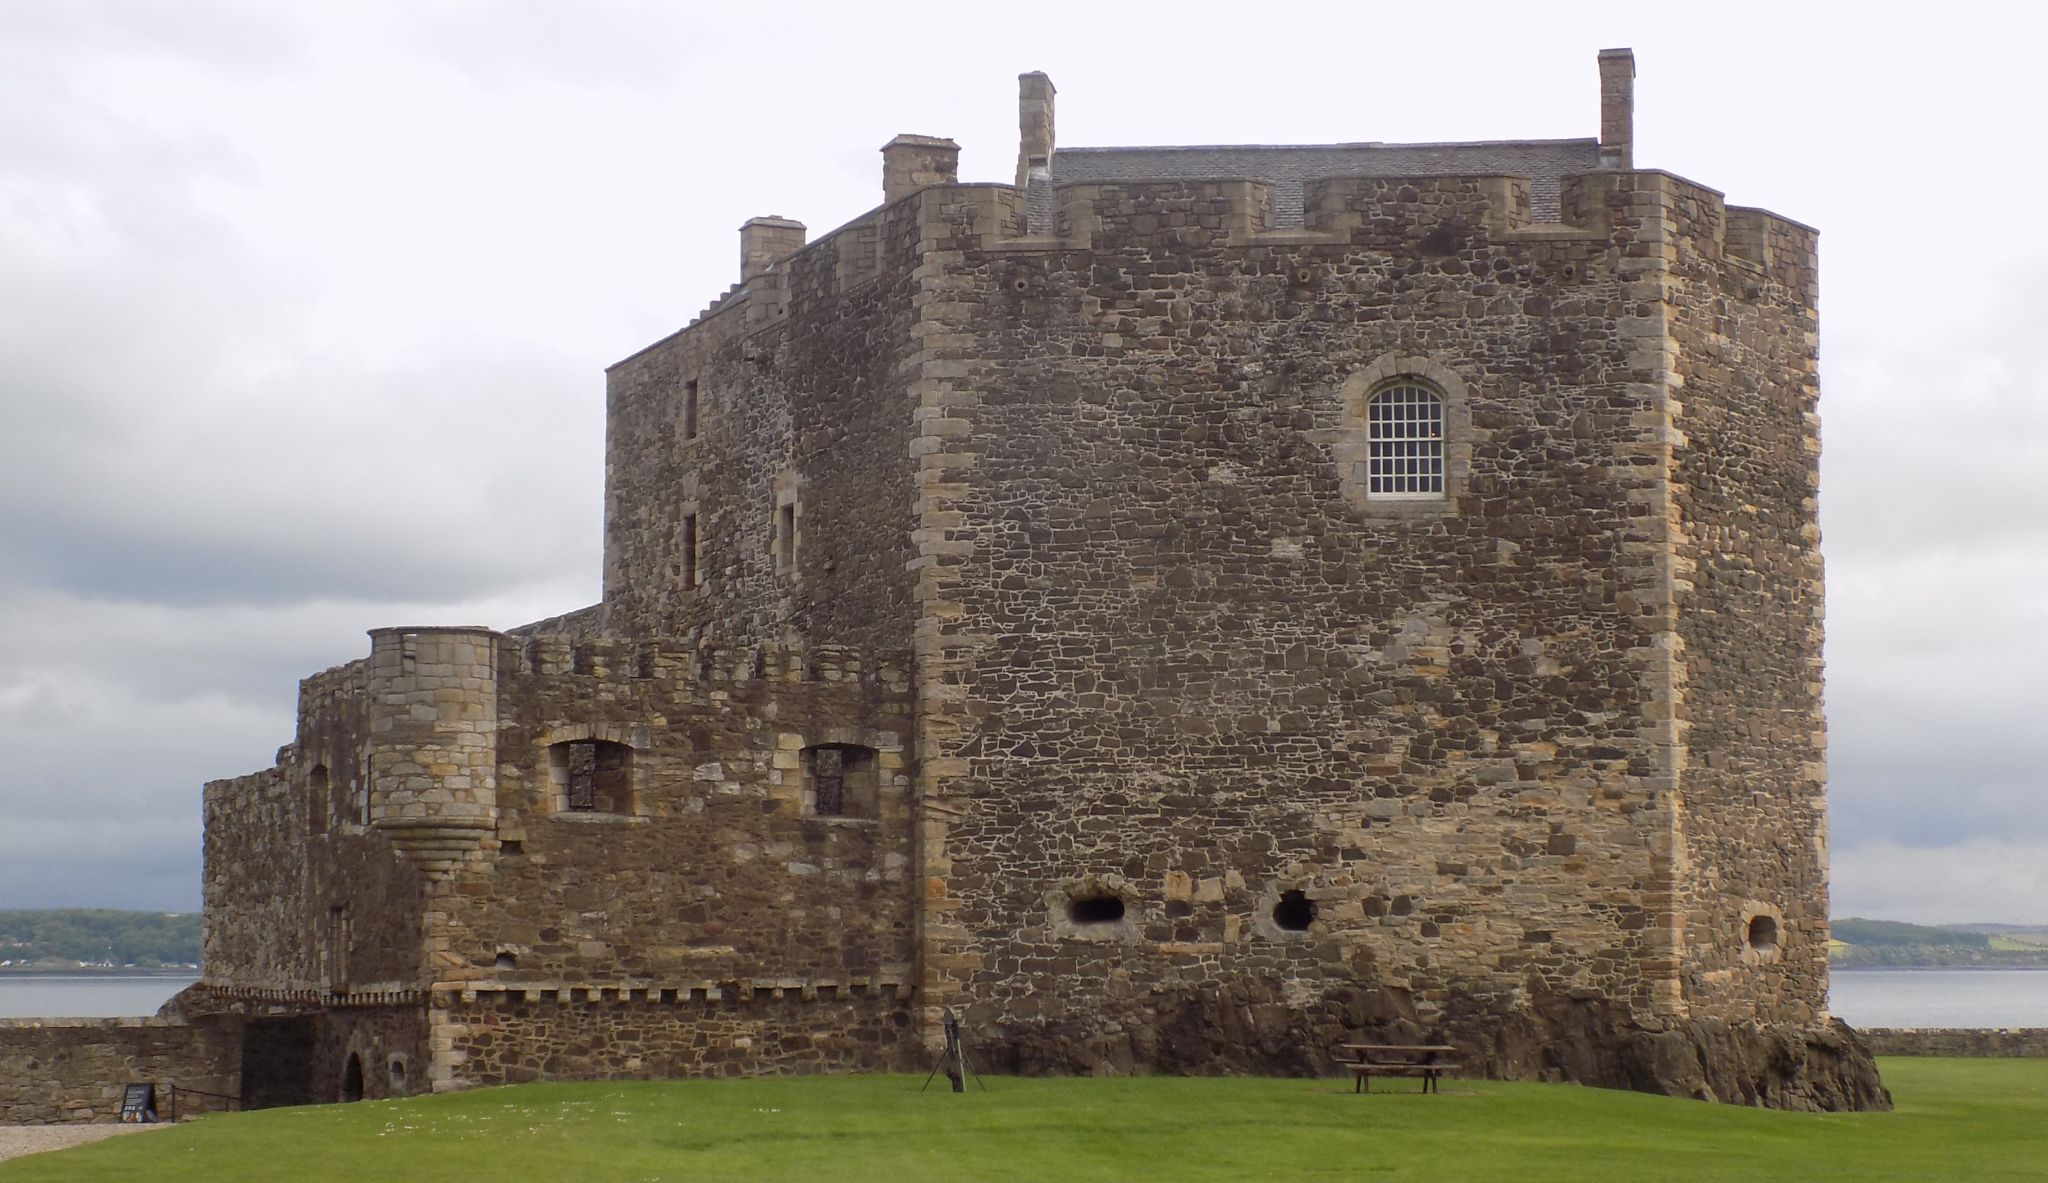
[{"left": 979, "top": 984, "right": 1891, "bottom": 1112}]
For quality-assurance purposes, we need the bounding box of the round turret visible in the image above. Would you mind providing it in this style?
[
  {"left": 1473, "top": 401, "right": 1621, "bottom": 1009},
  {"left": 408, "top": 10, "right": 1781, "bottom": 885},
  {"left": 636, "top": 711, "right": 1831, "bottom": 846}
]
[{"left": 365, "top": 626, "right": 499, "bottom": 876}]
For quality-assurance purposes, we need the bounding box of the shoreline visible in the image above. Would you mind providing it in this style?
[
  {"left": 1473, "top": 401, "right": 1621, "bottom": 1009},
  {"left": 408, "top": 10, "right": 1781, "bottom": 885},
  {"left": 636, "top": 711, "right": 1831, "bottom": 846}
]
[
  {"left": 0, "top": 961, "right": 198, "bottom": 970},
  {"left": 1833, "top": 965, "right": 2048, "bottom": 973}
]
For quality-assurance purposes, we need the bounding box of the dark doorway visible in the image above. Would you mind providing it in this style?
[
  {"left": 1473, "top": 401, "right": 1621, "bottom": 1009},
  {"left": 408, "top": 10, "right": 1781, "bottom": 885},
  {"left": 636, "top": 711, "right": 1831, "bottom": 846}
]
[
  {"left": 341, "top": 1052, "right": 365, "bottom": 1103},
  {"left": 240, "top": 1015, "right": 318, "bottom": 1109}
]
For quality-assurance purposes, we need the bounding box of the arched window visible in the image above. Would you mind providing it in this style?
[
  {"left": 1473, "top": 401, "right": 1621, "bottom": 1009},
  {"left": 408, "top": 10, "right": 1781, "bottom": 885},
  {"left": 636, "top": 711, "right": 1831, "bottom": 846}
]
[{"left": 1366, "top": 382, "right": 1445, "bottom": 498}]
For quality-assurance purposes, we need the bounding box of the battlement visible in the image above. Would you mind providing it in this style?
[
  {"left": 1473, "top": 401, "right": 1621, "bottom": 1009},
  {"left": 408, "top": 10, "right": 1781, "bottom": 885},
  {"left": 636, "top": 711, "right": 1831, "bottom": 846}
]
[
  {"left": 502, "top": 634, "right": 911, "bottom": 689},
  {"left": 676, "top": 47, "right": 1811, "bottom": 339},
  {"left": 704, "top": 170, "right": 1816, "bottom": 333},
  {"left": 290, "top": 629, "right": 910, "bottom": 699}
]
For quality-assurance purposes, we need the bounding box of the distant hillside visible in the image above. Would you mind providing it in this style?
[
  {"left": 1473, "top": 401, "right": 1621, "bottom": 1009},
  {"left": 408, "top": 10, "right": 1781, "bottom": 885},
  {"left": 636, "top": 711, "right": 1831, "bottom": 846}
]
[
  {"left": 1831, "top": 916, "right": 2048, "bottom": 968},
  {"left": 1833, "top": 918, "right": 1989, "bottom": 949},
  {"left": 0, "top": 909, "right": 200, "bottom": 970}
]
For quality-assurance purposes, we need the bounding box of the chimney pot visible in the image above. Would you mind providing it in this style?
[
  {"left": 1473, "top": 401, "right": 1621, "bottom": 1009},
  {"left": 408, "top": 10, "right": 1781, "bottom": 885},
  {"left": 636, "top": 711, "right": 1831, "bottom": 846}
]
[
  {"left": 1016, "top": 72, "right": 1056, "bottom": 188},
  {"left": 1598, "top": 48, "right": 1635, "bottom": 170}
]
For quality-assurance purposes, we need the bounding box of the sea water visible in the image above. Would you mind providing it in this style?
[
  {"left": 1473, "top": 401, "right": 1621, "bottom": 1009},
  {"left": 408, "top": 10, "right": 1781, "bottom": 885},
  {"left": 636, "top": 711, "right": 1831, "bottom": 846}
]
[
  {"left": 4, "top": 970, "right": 2046, "bottom": 1027},
  {"left": 0, "top": 975, "right": 197, "bottom": 1019}
]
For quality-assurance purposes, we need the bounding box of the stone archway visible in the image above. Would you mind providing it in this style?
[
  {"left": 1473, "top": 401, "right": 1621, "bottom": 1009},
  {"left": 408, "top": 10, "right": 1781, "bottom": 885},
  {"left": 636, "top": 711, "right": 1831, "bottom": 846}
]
[{"left": 341, "top": 1052, "right": 365, "bottom": 1103}]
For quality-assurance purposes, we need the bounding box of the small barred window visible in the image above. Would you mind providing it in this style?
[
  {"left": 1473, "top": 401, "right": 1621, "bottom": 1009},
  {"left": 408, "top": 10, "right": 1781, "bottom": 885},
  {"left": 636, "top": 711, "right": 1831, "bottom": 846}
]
[
  {"left": 803, "top": 743, "right": 879, "bottom": 818},
  {"left": 1366, "top": 383, "right": 1446, "bottom": 498},
  {"left": 551, "top": 739, "right": 634, "bottom": 814},
  {"left": 813, "top": 746, "right": 845, "bottom": 815}
]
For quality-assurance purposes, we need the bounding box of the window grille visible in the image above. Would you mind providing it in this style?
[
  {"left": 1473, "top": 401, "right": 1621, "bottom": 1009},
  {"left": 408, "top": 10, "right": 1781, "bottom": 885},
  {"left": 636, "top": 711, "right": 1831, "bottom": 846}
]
[
  {"left": 556, "top": 739, "right": 633, "bottom": 813},
  {"left": 565, "top": 742, "right": 598, "bottom": 811},
  {"left": 813, "top": 746, "right": 845, "bottom": 816},
  {"left": 804, "top": 744, "right": 877, "bottom": 817},
  {"left": 1366, "top": 383, "right": 1446, "bottom": 498}
]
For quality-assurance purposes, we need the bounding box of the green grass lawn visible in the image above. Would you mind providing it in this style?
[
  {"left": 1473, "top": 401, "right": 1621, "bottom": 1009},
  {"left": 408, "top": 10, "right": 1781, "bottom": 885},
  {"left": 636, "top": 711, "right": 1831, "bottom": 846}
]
[{"left": 6, "top": 1059, "right": 2043, "bottom": 1182}]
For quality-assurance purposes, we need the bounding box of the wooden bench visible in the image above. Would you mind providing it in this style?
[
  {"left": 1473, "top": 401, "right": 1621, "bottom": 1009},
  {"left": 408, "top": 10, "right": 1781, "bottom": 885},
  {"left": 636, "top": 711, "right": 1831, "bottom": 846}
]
[{"left": 1338, "top": 1043, "right": 1461, "bottom": 1094}]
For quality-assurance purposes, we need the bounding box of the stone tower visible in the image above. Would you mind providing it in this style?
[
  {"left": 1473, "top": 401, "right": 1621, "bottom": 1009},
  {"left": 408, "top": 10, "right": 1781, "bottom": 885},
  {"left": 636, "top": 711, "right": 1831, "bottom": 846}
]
[{"left": 365, "top": 626, "right": 500, "bottom": 877}]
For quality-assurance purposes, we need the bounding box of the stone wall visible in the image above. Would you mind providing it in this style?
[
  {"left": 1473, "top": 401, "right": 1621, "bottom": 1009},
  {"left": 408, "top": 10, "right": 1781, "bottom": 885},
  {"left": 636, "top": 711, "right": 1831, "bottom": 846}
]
[
  {"left": 0, "top": 1017, "right": 240, "bottom": 1123},
  {"left": 594, "top": 169, "right": 1855, "bottom": 1106},
  {"left": 906, "top": 175, "right": 1685, "bottom": 1063},
  {"left": 231, "top": 1004, "right": 429, "bottom": 1107},
  {"left": 1861, "top": 1028, "right": 2048, "bottom": 1057},
  {"left": 424, "top": 637, "right": 916, "bottom": 1089},
  {"left": 202, "top": 629, "right": 918, "bottom": 1095},
  {"left": 428, "top": 637, "right": 915, "bottom": 979},
  {"left": 602, "top": 193, "right": 930, "bottom": 656},
  {"left": 1663, "top": 174, "right": 1829, "bottom": 1022},
  {"left": 436, "top": 983, "right": 913, "bottom": 1084},
  {"left": 203, "top": 657, "right": 428, "bottom": 994}
]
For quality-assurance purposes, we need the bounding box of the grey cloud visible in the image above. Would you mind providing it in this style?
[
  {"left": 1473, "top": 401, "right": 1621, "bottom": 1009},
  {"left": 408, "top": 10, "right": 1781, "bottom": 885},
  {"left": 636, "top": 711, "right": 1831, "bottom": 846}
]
[
  {"left": 3, "top": 335, "right": 602, "bottom": 607},
  {"left": 1833, "top": 840, "right": 2048, "bottom": 928},
  {"left": 397, "top": 0, "right": 717, "bottom": 91},
  {"left": 0, "top": 583, "right": 596, "bottom": 912},
  {"left": 0, "top": 2, "right": 311, "bottom": 78},
  {"left": 1809, "top": 261, "right": 2048, "bottom": 884},
  {"left": 0, "top": 812, "right": 201, "bottom": 912}
]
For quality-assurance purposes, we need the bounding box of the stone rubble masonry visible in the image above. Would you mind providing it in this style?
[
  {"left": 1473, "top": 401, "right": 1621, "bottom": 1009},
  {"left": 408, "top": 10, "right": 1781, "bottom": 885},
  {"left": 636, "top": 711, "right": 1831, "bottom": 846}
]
[
  {"left": 581, "top": 122, "right": 1867, "bottom": 1106},
  {"left": 197, "top": 634, "right": 919, "bottom": 1100},
  {"left": 1860, "top": 1028, "right": 2048, "bottom": 1057},
  {"left": 436, "top": 982, "right": 911, "bottom": 1083},
  {"left": 0, "top": 1017, "right": 239, "bottom": 1124}
]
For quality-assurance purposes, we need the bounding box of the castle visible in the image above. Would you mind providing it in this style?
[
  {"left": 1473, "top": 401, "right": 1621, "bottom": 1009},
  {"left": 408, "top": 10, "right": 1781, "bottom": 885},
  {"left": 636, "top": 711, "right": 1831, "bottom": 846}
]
[{"left": 179, "top": 49, "right": 1883, "bottom": 1110}]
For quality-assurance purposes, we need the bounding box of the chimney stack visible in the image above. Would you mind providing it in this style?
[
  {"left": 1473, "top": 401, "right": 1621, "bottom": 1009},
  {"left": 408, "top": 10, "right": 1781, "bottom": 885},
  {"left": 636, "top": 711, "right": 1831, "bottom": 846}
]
[
  {"left": 881, "top": 134, "right": 961, "bottom": 203},
  {"left": 1598, "top": 48, "right": 1635, "bottom": 170},
  {"left": 1016, "top": 72, "right": 1056, "bottom": 187},
  {"left": 740, "top": 216, "right": 806, "bottom": 283}
]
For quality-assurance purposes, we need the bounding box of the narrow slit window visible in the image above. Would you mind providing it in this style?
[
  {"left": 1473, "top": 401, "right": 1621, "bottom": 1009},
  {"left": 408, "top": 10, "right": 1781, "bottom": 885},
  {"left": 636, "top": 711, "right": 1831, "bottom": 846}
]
[
  {"left": 683, "top": 379, "right": 700, "bottom": 440},
  {"left": 326, "top": 906, "right": 351, "bottom": 991},
  {"left": 775, "top": 503, "right": 796, "bottom": 574},
  {"left": 1366, "top": 383, "right": 1446, "bottom": 499},
  {"left": 308, "top": 764, "right": 330, "bottom": 834}
]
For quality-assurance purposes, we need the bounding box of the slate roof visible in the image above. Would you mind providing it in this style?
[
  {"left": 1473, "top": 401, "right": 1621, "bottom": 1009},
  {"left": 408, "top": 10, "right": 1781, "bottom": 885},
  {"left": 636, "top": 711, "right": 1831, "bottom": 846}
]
[{"left": 1037, "top": 138, "right": 1603, "bottom": 230}]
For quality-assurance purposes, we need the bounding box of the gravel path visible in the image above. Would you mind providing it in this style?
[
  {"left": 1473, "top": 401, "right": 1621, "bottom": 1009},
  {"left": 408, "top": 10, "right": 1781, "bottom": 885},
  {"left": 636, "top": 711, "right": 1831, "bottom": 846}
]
[{"left": 0, "top": 1123, "right": 165, "bottom": 1164}]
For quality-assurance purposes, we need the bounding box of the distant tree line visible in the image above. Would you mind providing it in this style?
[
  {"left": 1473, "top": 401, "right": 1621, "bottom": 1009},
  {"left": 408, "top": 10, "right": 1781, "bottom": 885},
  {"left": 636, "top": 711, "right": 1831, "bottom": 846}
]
[
  {"left": 1831, "top": 916, "right": 2048, "bottom": 968},
  {"left": 0, "top": 909, "right": 200, "bottom": 968},
  {"left": 1832, "top": 918, "right": 1988, "bottom": 949}
]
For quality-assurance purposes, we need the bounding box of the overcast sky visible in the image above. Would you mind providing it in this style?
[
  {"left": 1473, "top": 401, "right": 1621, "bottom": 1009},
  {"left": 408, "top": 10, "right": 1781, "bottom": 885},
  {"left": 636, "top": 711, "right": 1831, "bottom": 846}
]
[{"left": 2, "top": 1, "right": 2042, "bottom": 926}]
